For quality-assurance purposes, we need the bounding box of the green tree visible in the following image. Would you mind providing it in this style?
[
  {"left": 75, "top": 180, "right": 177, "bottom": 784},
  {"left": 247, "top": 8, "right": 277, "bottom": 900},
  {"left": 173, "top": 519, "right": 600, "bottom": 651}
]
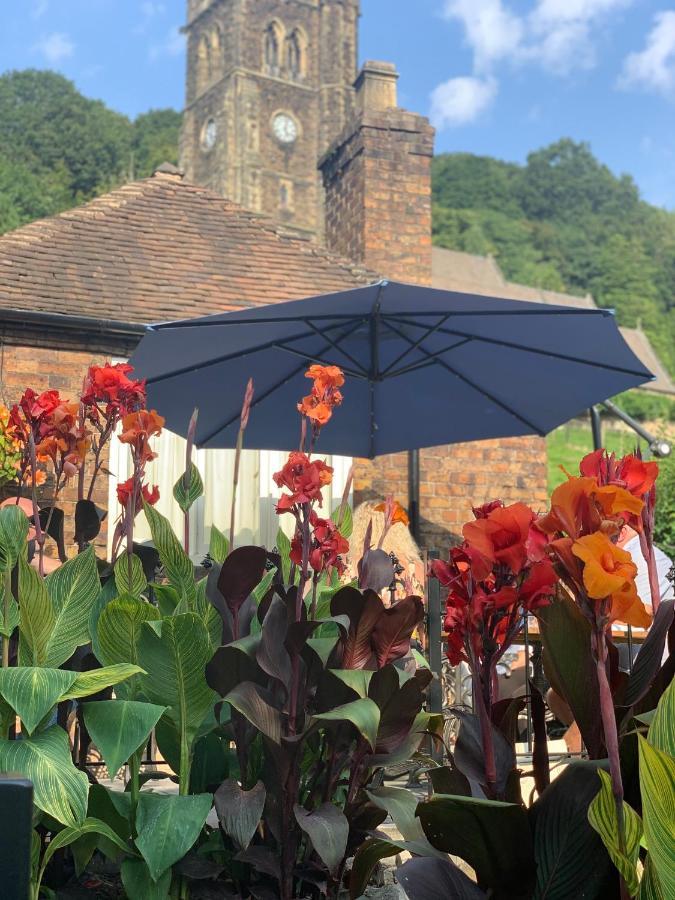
[
  {"left": 0, "top": 70, "right": 182, "bottom": 236},
  {"left": 131, "top": 109, "right": 183, "bottom": 179}
]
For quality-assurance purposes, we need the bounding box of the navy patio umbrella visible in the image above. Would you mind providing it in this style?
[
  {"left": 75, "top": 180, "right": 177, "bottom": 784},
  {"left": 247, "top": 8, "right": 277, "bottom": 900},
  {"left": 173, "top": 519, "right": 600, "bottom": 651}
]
[{"left": 130, "top": 280, "right": 654, "bottom": 458}]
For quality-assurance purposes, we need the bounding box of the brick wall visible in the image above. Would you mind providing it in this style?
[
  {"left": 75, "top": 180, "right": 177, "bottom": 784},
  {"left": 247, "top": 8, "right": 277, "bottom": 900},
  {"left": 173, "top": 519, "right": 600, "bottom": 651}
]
[{"left": 321, "top": 62, "right": 549, "bottom": 550}]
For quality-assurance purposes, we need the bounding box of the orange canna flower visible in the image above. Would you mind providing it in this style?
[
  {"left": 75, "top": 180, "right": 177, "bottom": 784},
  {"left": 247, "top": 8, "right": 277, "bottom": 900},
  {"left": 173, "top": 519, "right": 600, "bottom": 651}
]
[
  {"left": 375, "top": 499, "right": 410, "bottom": 528},
  {"left": 305, "top": 364, "right": 345, "bottom": 392},
  {"left": 297, "top": 395, "right": 332, "bottom": 426},
  {"left": 119, "top": 409, "right": 165, "bottom": 462},
  {"left": 572, "top": 532, "right": 651, "bottom": 627},
  {"left": 537, "top": 475, "right": 643, "bottom": 540}
]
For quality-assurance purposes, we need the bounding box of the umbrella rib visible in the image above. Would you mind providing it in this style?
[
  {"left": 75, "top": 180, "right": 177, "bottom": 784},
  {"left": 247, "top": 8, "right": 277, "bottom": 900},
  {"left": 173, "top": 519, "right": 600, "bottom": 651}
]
[
  {"left": 271, "top": 342, "right": 367, "bottom": 380},
  {"left": 385, "top": 315, "right": 651, "bottom": 380},
  {"left": 379, "top": 314, "right": 452, "bottom": 377},
  {"left": 197, "top": 319, "right": 367, "bottom": 445},
  {"left": 144, "top": 319, "right": 359, "bottom": 385},
  {"left": 384, "top": 319, "right": 546, "bottom": 435},
  {"left": 385, "top": 341, "right": 472, "bottom": 379},
  {"left": 303, "top": 319, "right": 371, "bottom": 377}
]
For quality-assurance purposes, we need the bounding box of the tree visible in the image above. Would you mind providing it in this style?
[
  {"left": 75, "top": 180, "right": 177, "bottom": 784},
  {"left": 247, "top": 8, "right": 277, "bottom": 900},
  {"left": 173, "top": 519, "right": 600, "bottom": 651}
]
[
  {"left": 132, "top": 109, "right": 183, "bottom": 179},
  {"left": 0, "top": 70, "right": 182, "bottom": 236}
]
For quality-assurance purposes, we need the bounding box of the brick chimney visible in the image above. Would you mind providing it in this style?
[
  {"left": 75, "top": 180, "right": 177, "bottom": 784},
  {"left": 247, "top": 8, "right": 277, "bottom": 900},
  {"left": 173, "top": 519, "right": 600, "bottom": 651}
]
[{"left": 319, "top": 61, "right": 434, "bottom": 286}]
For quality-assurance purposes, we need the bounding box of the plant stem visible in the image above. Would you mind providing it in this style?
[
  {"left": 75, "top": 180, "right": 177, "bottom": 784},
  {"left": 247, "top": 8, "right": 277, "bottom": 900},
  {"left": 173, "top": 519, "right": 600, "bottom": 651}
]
[
  {"left": 469, "top": 653, "right": 497, "bottom": 799},
  {"left": 229, "top": 428, "right": 243, "bottom": 550},
  {"left": 593, "top": 628, "right": 626, "bottom": 852},
  {"left": 2, "top": 567, "right": 11, "bottom": 668},
  {"left": 129, "top": 750, "right": 140, "bottom": 838}
]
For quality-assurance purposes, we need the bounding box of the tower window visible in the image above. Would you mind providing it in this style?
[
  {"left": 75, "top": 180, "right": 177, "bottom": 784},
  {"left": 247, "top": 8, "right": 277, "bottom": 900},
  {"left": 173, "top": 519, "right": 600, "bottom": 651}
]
[
  {"left": 286, "top": 29, "right": 306, "bottom": 81},
  {"left": 197, "top": 34, "right": 211, "bottom": 93},
  {"left": 264, "top": 22, "right": 283, "bottom": 76}
]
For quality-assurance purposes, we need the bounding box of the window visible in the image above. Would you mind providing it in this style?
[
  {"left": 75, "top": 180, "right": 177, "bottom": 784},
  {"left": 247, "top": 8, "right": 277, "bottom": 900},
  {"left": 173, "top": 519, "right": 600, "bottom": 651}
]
[
  {"left": 286, "top": 29, "right": 306, "bottom": 81},
  {"left": 264, "top": 22, "right": 284, "bottom": 76},
  {"left": 196, "top": 34, "right": 211, "bottom": 92}
]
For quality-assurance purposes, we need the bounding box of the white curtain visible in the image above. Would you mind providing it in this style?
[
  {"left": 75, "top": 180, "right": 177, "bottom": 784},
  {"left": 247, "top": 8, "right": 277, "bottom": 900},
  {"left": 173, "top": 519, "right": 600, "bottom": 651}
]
[{"left": 107, "top": 430, "right": 352, "bottom": 560}]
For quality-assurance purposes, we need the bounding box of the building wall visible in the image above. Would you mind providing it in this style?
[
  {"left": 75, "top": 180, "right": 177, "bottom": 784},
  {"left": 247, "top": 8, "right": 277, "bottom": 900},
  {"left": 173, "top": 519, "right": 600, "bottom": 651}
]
[{"left": 181, "top": 0, "right": 358, "bottom": 238}]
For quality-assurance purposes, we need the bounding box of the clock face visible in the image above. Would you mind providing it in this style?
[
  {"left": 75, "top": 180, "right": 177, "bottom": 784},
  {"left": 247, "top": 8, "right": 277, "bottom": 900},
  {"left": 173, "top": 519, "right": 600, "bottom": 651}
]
[
  {"left": 202, "top": 118, "right": 217, "bottom": 151},
  {"left": 272, "top": 113, "right": 298, "bottom": 145}
]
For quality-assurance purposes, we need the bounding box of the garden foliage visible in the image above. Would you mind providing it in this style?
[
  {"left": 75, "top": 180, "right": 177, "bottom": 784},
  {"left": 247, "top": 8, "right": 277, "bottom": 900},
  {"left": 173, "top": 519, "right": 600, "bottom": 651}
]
[{"left": 0, "top": 360, "right": 672, "bottom": 899}]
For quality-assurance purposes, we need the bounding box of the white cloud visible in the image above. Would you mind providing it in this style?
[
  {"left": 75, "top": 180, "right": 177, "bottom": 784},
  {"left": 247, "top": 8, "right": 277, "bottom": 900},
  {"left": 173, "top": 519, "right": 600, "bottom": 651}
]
[
  {"left": 134, "top": 1, "right": 167, "bottom": 35},
  {"left": 620, "top": 11, "right": 675, "bottom": 98},
  {"left": 430, "top": 76, "right": 498, "bottom": 127},
  {"left": 432, "top": 0, "right": 636, "bottom": 127},
  {"left": 148, "top": 26, "right": 185, "bottom": 62},
  {"left": 31, "top": 0, "right": 49, "bottom": 20},
  {"left": 34, "top": 32, "right": 75, "bottom": 64},
  {"left": 442, "top": 1, "right": 523, "bottom": 71}
]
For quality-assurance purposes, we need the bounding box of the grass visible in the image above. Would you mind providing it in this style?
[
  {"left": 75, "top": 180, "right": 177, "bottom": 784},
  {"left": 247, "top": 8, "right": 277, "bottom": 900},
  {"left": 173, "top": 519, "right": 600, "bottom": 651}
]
[{"left": 546, "top": 423, "right": 648, "bottom": 492}]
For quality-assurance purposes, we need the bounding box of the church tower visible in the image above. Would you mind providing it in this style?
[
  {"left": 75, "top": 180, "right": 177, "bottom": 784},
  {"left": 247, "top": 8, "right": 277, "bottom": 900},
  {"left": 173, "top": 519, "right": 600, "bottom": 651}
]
[{"left": 180, "top": 0, "right": 359, "bottom": 240}]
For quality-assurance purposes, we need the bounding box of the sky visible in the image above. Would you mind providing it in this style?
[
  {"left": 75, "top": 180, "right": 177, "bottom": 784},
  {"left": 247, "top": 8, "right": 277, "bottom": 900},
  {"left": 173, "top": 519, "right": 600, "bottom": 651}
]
[{"left": 1, "top": 0, "right": 675, "bottom": 208}]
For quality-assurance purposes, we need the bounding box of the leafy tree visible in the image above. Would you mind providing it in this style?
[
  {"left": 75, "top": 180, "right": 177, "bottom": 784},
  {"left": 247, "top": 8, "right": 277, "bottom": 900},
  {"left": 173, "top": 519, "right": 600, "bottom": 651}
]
[
  {"left": 433, "top": 139, "right": 675, "bottom": 377},
  {"left": 131, "top": 108, "right": 182, "bottom": 179},
  {"left": 0, "top": 70, "right": 181, "bottom": 235}
]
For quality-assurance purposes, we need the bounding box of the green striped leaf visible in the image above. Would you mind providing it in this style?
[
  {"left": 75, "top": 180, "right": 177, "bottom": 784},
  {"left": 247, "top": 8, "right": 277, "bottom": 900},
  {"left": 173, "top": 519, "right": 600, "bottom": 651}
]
[
  {"left": 62, "top": 664, "right": 145, "bottom": 700},
  {"left": 173, "top": 462, "right": 204, "bottom": 513},
  {"left": 647, "top": 678, "right": 675, "bottom": 757},
  {"left": 276, "top": 527, "right": 292, "bottom": 584},
  {"left": 208, "top": 525, "right": 229, "bottom": 564},
  {"left": 0, "top": 505, "right": 30, "bottom": 567},
  {"left": 135, "top": 791, "right": 212, "bottom": 881},
  {"left": 332, "top": 502, "right": 353, "bottom": 539},
  {"left": 0, "top": 581, "right": 19, "bottom": 639},
  {"left": 97, "top": 596, "right": 159, "bottom": 699},
  {"left": 315, "top": 698, "right": 381, "bottom": 750},
  {"left": 114, "top": 553, "right": 147, "bottom": 599},
  {"left": 83, "top": 700, "right": 166, "bottom": 777},
  {"left": 18, "top": 555, "right": 54, "bottom": 666},
  {"left": 137, "top": 613, "right": 215, "bottom": 747},
  {"left": 144, "top": 502, "right": 196, "bottom": 607},
  {"left": 0, "top": 726, "right": 88, "bottom": 826},
  {"left": 638, "top": 736, "right": 675, "bottom": 899},
  {"left": 588, "top": 768, "right": 642, "bottom": 897},
  {"left": 639, "top": 855, "right": 666, "bottom": 900},
  {"left": 0, "top": 667, "right": 77, "bottom": 735},
  {"left": 36, "top": 817, "right": 132, "bottom": 896},
  {"left": 44, "top": 546, "right": 100, "bottom": 667}
]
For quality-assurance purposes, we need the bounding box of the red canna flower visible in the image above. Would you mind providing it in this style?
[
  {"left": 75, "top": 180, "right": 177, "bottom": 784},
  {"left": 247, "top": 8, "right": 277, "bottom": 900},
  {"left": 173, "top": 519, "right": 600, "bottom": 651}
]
[
  {"left": 81, "top": 363, "right": 146, "bottom": 417},
  {"left": 463, "top": 501, "right": 536, "bottom": 575},
  {"left": 274, "top": 451, "right": 333, "bottom": 513},
  {"left": 116, "top": 477, "right": 160, "bottom": 513},
  {"left": 290, "top": 511, "right": 350, "bottom": 577}
]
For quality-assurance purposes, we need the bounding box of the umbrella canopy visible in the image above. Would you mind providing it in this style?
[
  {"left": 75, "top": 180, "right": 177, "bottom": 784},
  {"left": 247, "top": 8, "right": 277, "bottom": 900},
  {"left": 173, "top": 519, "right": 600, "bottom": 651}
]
[{"left": 130, "top": 280, "right": 654, "bottom": 458}]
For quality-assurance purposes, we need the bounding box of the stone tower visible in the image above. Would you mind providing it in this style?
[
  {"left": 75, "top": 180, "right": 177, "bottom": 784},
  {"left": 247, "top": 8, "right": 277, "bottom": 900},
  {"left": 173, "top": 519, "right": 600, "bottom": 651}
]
[{"left": 181, "top": 0, "right": 359, "bottom": 240}]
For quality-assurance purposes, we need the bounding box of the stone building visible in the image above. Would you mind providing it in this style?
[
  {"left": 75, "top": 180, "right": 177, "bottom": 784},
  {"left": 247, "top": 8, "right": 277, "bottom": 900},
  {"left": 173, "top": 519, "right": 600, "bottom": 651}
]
[
  {"left": 181, "top": 0, "right": 359, "bottom": 240},
  {"left": 0, "top": 0, "right": 670, "bottom": 556}
]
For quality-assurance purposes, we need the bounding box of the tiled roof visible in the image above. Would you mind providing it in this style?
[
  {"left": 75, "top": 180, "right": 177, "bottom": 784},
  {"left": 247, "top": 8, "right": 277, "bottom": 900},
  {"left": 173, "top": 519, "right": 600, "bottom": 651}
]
[
  {"left": 0, "top": 168, "right": 375, "bottom": 325},
  {"left": 432, "top": 247, "right": 674, "bottom": 395},
  {"left": 432, "top": 246, "right": 595, "bottom": 309}
]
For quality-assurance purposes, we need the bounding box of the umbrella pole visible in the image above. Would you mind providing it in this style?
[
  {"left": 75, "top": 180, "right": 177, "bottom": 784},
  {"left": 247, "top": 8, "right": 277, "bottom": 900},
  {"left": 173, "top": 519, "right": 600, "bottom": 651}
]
[
  {"left": 590, "top": 406, "right": 603, "bottom": 451},
  {"left": 408, "top": 449, "right": 421, "bottom": 544}
]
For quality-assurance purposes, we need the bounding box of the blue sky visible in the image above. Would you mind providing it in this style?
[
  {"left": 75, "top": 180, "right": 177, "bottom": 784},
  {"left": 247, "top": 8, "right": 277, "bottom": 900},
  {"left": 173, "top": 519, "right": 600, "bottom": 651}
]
[{"left": 2, "top": 0, "right": 675, "bottom": 208}]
